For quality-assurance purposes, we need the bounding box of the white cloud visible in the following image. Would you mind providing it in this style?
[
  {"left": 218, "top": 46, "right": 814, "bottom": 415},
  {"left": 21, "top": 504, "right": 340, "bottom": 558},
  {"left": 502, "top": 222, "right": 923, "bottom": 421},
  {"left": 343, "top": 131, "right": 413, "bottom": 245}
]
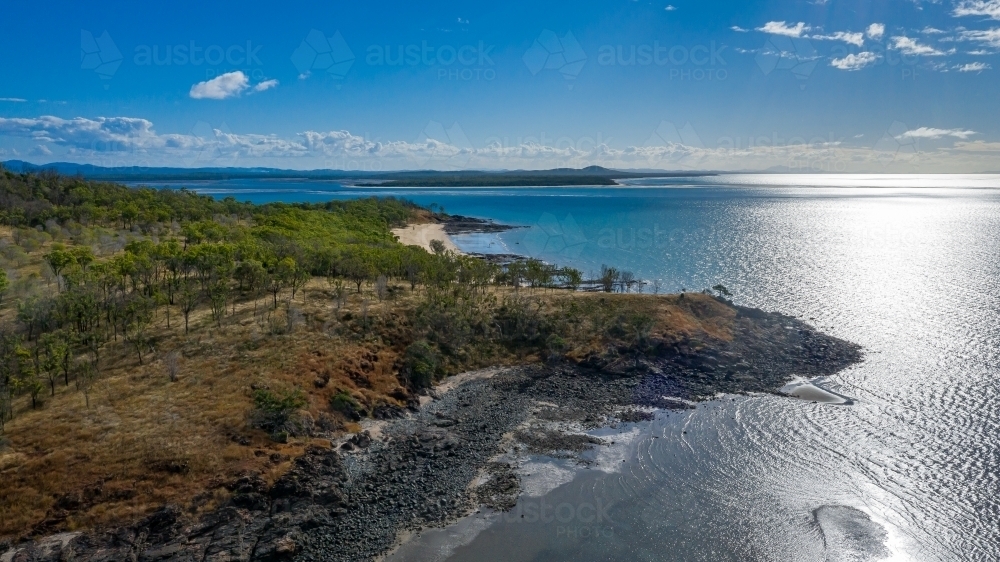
[
  {"left": 831, "top": 52, "right": 880, "bottom": 70},
  {"left": 953, "top": 0, "right": 1000, "bottom": 19},
  {"left": 4, "top": 114, "right": 999, "bottom": 172},
  {"left": 956, "top": 61, "right": 991, "bottom": 71},
  {"left": 867, "top": 23, "right": 886, "bottom": 40},
  {"left": 190, "top": 71, "right": 250, "bottom": 100},
  {"left": 0, "top": 97, "right": 27, "bottom": 102},
  {"left": 0, "top": 116, "right": 162, "bottom": 149},
  {"left": 757, "top": 22, "right": 868, "bottom": 45},
  {"left": 813, "top": 31, "right": 865, "bottom": 46},
  {"left": 664, "top": 5, "right": 677, "bottom": 11},
  {"left": 731, "top": 25, "right": 749, "bottom": 32},
  {"left": 960, "top": 28, "right": 1000, "bottom": 47},
  {"left": 890, "top": 36, "right": 950, "bottom": 55},
  {"left": 758, "top": 21, "right": 811, "bottom": 37},
  {"left": 252, "top": 79, "right": 279, "bottom": 93},
  {"left": 31, "top": 144, "right": 52, "bottom": 156},
  {"left": 952, "top": 140, "right": 1000, "bottom": 152},
  {"left": 921, "top": 26, "right": 946, "bottom": 34},
  {"left": 898, "top": 127, "right": 978, "bottom": 139}
]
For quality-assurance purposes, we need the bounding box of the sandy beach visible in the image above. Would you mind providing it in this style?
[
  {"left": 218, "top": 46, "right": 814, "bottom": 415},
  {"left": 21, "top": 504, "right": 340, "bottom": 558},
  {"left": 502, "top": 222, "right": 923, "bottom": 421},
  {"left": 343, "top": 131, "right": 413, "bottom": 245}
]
[{"left": 392, "top": 223, "right": 463, "bottom": 254}]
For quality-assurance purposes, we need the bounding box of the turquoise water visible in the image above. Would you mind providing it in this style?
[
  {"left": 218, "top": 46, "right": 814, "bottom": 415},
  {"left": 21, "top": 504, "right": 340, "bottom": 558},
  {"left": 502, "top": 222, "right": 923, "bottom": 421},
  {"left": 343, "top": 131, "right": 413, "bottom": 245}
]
[{"left": 139, "top": 175, "right": 1000, "bottom": 560}]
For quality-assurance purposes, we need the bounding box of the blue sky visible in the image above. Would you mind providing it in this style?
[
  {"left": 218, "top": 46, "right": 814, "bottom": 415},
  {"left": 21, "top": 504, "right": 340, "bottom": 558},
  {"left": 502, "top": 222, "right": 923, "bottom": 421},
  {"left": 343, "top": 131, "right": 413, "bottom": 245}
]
[{"left": 1, "top": 0, "right": 998, "bottom": 171}]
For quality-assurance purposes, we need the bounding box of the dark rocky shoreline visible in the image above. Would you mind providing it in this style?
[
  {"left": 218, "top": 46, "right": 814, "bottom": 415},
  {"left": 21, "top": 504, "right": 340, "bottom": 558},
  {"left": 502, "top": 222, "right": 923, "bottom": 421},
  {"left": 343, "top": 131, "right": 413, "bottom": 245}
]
[
  {"left": 440, "top": 215, "right": 520, "bottom": 236},
  {"left": 1, "top": 303, "right": 861, "bottom": 562},
  {"left": 441, "top": 215, "right": 527, "bottom": 264}
]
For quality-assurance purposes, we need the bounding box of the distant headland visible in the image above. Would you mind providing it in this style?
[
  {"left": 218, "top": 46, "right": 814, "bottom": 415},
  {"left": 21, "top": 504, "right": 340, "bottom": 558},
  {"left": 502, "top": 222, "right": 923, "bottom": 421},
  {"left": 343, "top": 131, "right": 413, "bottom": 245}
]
[{"left": 0, "top": 160, "right": 715, "bottom": 186}]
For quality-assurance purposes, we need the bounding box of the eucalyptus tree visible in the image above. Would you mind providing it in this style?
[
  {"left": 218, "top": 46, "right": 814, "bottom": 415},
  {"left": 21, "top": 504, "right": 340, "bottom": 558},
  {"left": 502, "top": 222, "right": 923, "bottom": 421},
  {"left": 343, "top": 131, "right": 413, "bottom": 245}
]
[
  {"left": 43, "top": 246, "right": 75, "bottom": 291},
  {"left": 0, "top": 268, "right": 8, "bottom": 307},
  {"left": 178, "top": 278, "right": 200, "bottom": 334}
]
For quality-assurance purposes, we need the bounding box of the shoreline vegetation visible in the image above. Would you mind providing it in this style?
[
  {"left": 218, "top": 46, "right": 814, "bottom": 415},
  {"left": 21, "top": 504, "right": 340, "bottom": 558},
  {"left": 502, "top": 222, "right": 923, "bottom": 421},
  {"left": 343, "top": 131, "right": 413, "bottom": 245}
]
[{"left": 0, "top": 165, "right": 860, "bottom": 561}]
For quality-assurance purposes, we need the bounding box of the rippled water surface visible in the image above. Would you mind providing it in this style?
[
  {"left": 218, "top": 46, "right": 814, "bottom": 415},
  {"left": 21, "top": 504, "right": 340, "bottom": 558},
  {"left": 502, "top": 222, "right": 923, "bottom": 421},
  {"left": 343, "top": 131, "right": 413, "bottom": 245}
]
[{"left": 160, "top": 175, "right": 1000, "bottom": 561}]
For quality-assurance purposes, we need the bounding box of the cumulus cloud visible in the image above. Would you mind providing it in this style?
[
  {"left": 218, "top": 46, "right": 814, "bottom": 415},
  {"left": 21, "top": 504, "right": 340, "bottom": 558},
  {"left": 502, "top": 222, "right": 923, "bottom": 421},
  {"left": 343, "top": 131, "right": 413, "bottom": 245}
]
[
  {"left": 867, "top": 23, "right": 886, "bottom": 40},
  {"left": 731, "top": 25, "right": 749, "bottom": 32},
  {"left": 190, "top": 72, "right": 279, "bottom": 99},
  {"left": 3, "top": 114, "right": 999, "bottom": 172},
  {"left": 898, "top": 127, "right": 978, "bottom": 139},
  {"left": 252, "top": 79, "right": 279, "bottom": 93},
  {"left": 190, "top": 71, "right": 250, "bottom": 100},
  {"left": 956, "top": 61, "right": 991, "bottom": 71},
  {"left": 0, "top": 116, "right": 163, "bottom": 149},
  {"left": 890, "top": 36, "right": 950, "bottom": 55},
  {"left": 953, "top": 0, "right": 1000, "bottom": 19},
  {"left": 758, "top": 21, "right": 811, "bottom": 37},
  {"left": 831, "top": 52, "right": 880, "bottom": 70}
]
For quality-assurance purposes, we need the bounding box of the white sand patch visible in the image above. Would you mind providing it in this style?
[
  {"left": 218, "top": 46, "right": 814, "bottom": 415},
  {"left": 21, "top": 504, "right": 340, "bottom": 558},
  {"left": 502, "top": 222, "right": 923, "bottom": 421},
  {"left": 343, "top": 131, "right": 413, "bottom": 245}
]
[
  {"left": 391, "top": 224, "right": 463, "bottom": 254},
  {"left": 517, "top": 458, "right": 578, "bottom": 497}
]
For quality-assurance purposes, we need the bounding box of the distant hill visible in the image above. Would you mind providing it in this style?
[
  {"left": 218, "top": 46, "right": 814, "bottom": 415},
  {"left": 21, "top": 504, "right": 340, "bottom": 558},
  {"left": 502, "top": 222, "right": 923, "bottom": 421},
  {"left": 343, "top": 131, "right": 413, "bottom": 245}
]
[
  {"left": 0, "top": 160, "right": 371, "bottom": 181},
  {"left": 0, "top": 160, "right": 715, "bottom": 186}
]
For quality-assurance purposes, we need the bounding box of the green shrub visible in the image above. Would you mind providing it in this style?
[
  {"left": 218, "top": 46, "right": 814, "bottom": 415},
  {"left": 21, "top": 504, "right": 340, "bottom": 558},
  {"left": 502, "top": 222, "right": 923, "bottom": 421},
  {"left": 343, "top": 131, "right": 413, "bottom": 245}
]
[
  {"left": 330, "top": 391, "right": 364, "bottom": 421},
  {"left": 403, "top": 340, "right": 441, "bottom": 388},
  {"left": 545, "top": 334, "right": 567, "bottom": 356},
  {"left": 250, "top": 387, "right": 307, "bottom": 432}
]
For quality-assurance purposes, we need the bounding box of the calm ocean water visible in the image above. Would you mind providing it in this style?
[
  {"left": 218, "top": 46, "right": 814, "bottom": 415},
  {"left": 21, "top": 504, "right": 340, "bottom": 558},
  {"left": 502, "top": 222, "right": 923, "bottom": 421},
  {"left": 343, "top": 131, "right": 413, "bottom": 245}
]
[{"left": 139, "top": 175, "right": 1000, "bottom": 561}]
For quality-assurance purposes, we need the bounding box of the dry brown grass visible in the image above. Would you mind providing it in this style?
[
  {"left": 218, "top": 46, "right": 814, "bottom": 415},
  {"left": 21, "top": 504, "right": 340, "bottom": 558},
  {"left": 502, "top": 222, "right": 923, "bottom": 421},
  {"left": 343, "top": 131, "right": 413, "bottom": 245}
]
[
  {"left": 0, "top": 277, "right": 416, "bottom": 540},
  {"left": 532, "top": 290, "right": 735, "bottom": 362},
  {"left": 0, "top": 259, "right": 736, "bottom": 540}
]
